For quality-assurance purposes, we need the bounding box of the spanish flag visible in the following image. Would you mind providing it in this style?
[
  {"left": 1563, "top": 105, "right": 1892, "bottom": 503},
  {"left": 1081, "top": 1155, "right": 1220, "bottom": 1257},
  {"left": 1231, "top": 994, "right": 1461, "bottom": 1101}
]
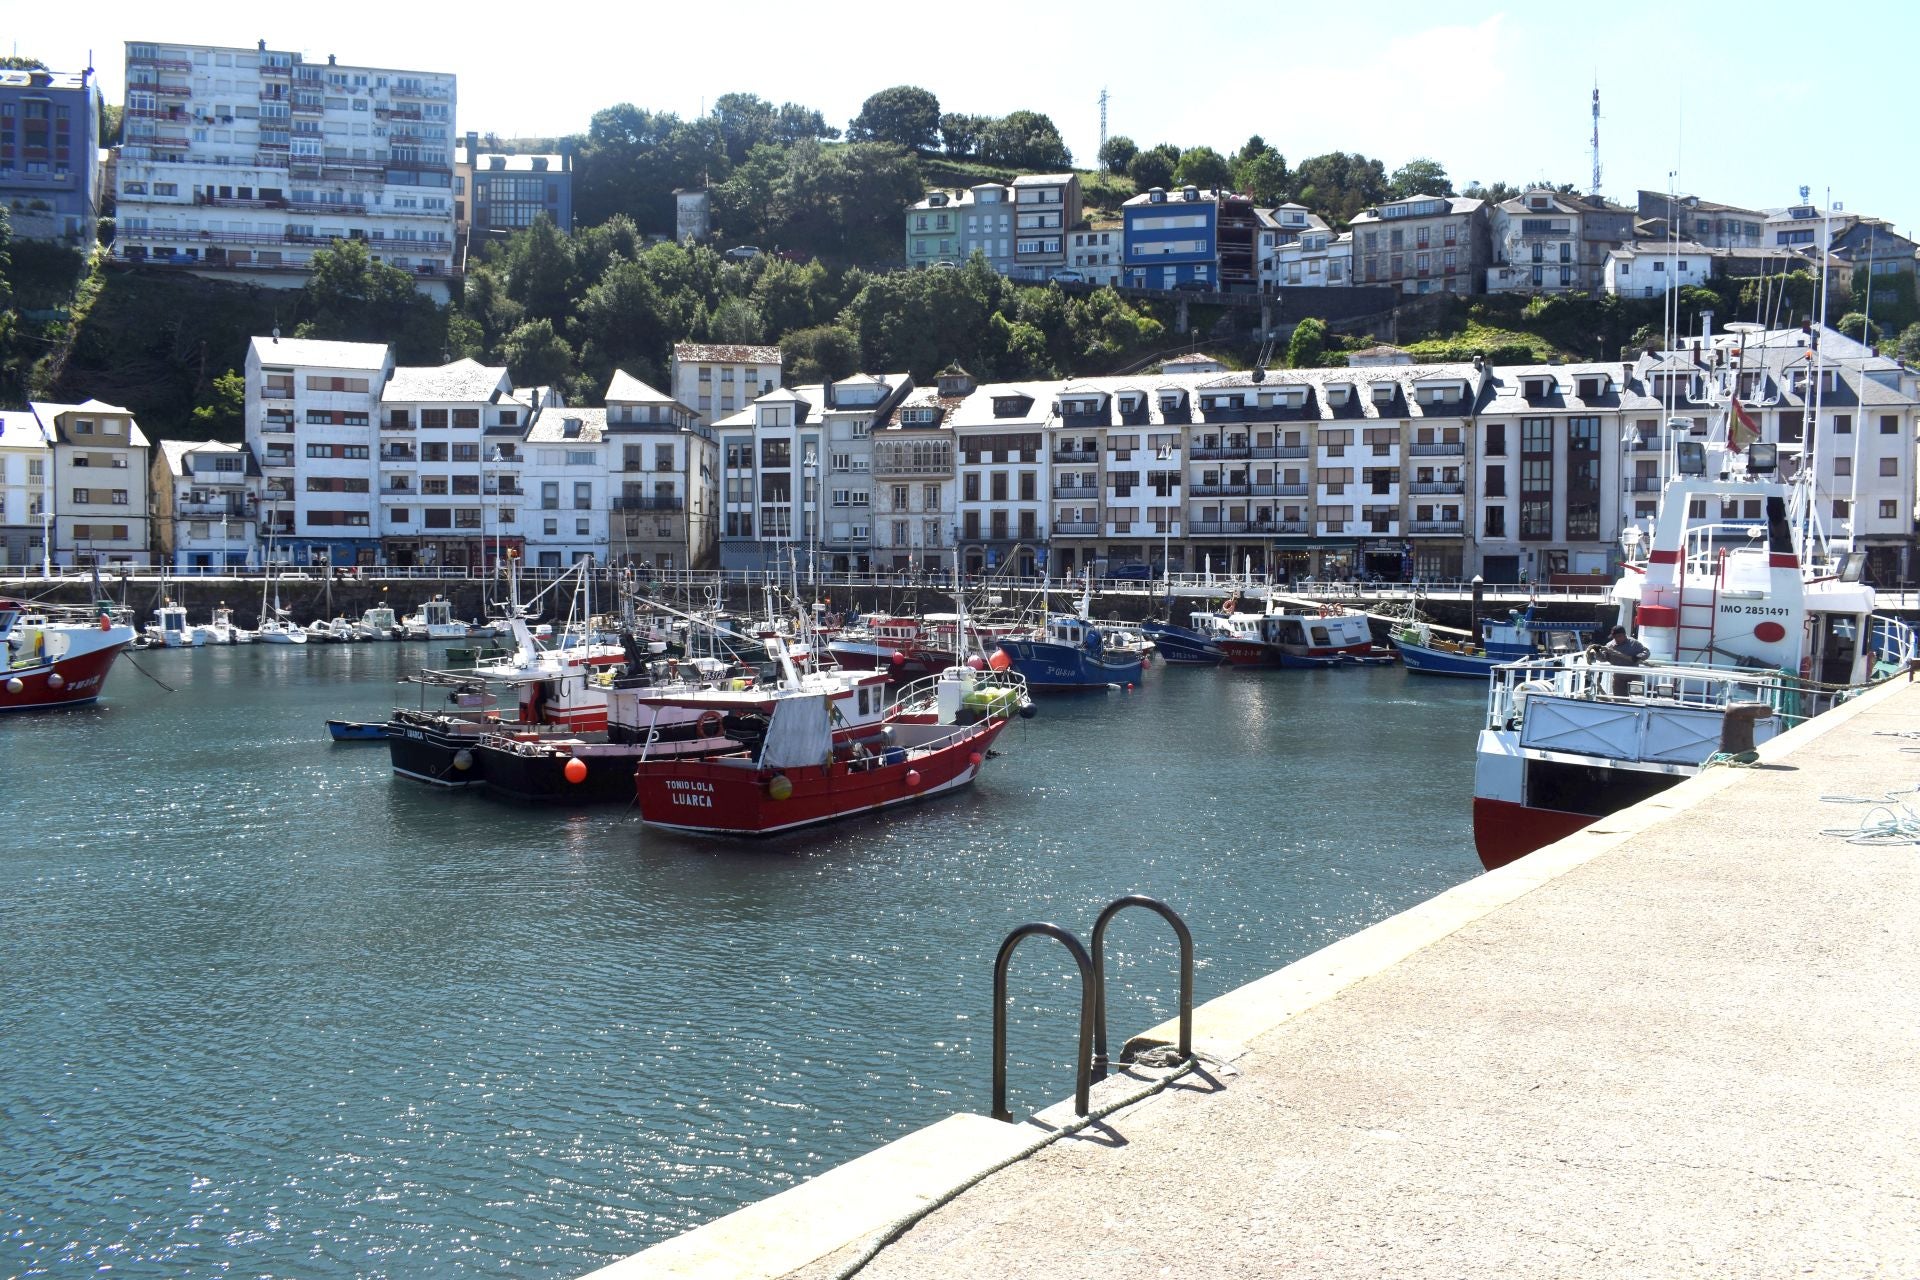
[{"left": 1729, "top": 397, "right": 1761, "bottom": 453}]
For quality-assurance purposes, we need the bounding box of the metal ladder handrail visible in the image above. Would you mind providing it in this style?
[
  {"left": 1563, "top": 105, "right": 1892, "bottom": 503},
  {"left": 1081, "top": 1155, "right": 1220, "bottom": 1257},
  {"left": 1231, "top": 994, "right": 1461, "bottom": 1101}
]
[
  {"left": 1089, "top": 895, "right": 1194, "bottom": 1079},
  {"left": 991, "top": 922, "right": 1097, "bottom": 1123}
]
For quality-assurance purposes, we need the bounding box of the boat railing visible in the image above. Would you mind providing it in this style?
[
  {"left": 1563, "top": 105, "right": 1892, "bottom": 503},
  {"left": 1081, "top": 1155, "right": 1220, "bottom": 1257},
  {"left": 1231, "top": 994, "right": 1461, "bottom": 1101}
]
[
  {"left": 1485, "top": 654, "right": 1831, "bottom": 734},
  {"left": 885, "top": 665, "right": 1032, "bottom": 721}
]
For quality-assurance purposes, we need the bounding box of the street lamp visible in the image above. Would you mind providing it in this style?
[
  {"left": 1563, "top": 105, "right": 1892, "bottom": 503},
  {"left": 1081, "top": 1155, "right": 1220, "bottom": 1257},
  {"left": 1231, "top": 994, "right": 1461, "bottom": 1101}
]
[
  {"left": 41, "top": 508, "right": 52, "bottom": 579},
  {"left": 802, "top": 447, "right": 818, "bottom": 587}
]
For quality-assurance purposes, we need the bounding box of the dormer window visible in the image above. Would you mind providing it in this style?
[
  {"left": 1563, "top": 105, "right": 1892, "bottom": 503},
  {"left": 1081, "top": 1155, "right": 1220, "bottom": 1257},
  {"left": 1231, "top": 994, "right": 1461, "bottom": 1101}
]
[
  {"left": 1577, "top": 377, "right": 1605, "bottom": 399},
  {"left": 1370, "top": 384, "right": 1395, "bottom": 404},
  {"left": 900, "top": 406, "right": 937, "bottom": 426},
  {"left": 1523, "top": 378, "right": 1552, "bottom": 400},
  {"left": 1327, "top": 385, "right": 1352, "bottom": 405}
]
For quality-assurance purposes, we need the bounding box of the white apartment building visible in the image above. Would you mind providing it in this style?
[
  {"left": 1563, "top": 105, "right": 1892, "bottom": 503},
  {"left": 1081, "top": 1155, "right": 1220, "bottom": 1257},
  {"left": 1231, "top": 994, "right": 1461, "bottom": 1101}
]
[
  {"left": 1603, "top": 241, "right": 1715, "bottom": 297},
  {"left": 1011, "top": 173, "right": 1080, "bottom": 281},
  {"left": 871, "top": 370, "right": 968, "bottom": 574},
  {"left": 31, "top": 399, "right": 152, "bottom": 567},
  {"left": 1259, "top": 205, "right": 1349, "bottom": 289},
  {"left": 606, "top": 371, "right": 713, "bottom": 570},
  {"left": 1065, "top": 226, "right": 1122, "bottom": 284},
  {"left": 244, "top": 335, "right": 393, "bottom": 565},
  {"left": 947, "top": 384, "right": 1048, "bottom": 577},
  {"left": 520, "top": 409, "right": 608, "bottom": 567},
  {"left": 377, "top": 359, "right": 517, "bottom": 568},
  {"left": 715, "top": 388, "right": 815, "bottom": 573},
  {"left": 669, "top": 342, "right": 781, "bottom": 427},
  {"left": 0, "top": 410, "right": 51, "bottom": 569},
  {"left": 115, "top": 40, "right": 458, "bottom": 297},
  {"left": 151, "top": 439, "right": 261, "bottom": 569}
]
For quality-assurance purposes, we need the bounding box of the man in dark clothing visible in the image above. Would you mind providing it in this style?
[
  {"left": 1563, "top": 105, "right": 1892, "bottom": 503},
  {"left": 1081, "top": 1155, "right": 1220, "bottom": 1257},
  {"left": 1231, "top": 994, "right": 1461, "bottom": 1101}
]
[{"left": 1606, "top": 625, "right": 1650, "bottom": 665}]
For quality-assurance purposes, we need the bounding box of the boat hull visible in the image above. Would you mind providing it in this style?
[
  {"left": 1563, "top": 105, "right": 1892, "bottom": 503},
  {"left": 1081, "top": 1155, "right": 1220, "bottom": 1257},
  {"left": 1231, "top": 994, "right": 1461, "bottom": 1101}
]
[
  {"left": 995, "top": 638, "right": 1144, "bottom": 691},
  {"left": 0, "top": 634, "right": 131, "bottom": 712},
  {"left": 637, "top": 717, "right": 1008, "bottom": 834},
  {"left": 479, "top": 736, "right": 734, "bottom": 804},
  {"left": 1139, "top": 622, "right": 1225, "bottom": 665},
  {"left": 1472, "top": 796, "right": 1602, "bottom": 871},
  {"left": 327, "top": 719, "right": 388, "bottom": 741},
  {"left": 385, "top": 714, "right": 494, "bottom": 787},
  {"left": 1395, "top": 638, "right": 1501, "bottom": 677}
]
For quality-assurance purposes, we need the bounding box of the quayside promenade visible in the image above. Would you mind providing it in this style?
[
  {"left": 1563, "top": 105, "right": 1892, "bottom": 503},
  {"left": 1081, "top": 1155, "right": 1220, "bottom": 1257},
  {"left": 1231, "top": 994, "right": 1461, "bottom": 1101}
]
[{"left": 590, "top": 677, "right": 1920, "bottom": 1280}]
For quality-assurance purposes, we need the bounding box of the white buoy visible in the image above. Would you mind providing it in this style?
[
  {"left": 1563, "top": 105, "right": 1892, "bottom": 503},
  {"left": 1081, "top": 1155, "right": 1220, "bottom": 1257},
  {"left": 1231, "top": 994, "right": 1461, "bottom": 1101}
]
[
  {"left": 47, "top": 673, "right": 65, "bottom": 689},
  {"left": 5, "top": 677, "right": 22, "bottom": 694}
]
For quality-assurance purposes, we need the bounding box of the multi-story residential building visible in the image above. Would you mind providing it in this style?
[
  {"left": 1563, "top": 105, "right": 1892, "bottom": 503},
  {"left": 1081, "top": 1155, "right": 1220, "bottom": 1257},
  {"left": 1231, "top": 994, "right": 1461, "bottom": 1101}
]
[
  {"left": 1601, "top": 241, "right": 1716, "bottom": 297},
  {"left": 0, "top": 409, "right": 52, "bottom": 569},
  {"left": 905, "top": 189, "right": 965, "bottom": 268},
  {"left": 715, "top": 388, "right": 816, "bottom": 573},
  {"left": 1065, "top": 224, "right": 1122, "bottom": 284},
  {"left": 1010, "top": 173, "right": 1080, "bottom": 281},
  {"left": 244, "top": 335, "right": 394, "bottom": 566},
  {"left": 1472, "top": 362, "right": 1637, "bottom": 583},
  {"left": 1635, "top": 191, "right": 1765, "bottom": 249},
  {"left": 519, "top": 408, "right": 606, "bottom": 567},
  {"left": 1123, "top": 185, "right": 1220, "bottom": 290},
  {"left": 377, "top": 359, "right": 518, "bottom": 568},
  {"left": 114, "top": 40, "right": 458, "bottom": 297},
  {"left": 1486, "top": 189, "right": 1631, "bottom": 295},
  {"left": 0, "top": 66, "right": 103, "bottom": 245},
  {"left": 817, "top": 373, "right": 914, "bottom": 573},
  {"left": 454, "top": 132, "right": 572, "bottom": 256},
  {"left": 870, "top": 368, "right": 967, "bottom": 574},
  {"left": 946, "top": 383, "right": 1048, "bottom": 577},
  {"left": 151, "top": 439, "right": 261, "bottom": 569},
  {"left": 30, "top": 398, "right": 152, "bottom": 567},
  {"left": 605, "top": 370, "right": 713, "bottom": 570},
  {"left": 1349, "top": 195, "right": 1488, "bottom": 296},
  {"left": 906, "top": 183, "right": 1022, "bottom": 273},
  {"left": 1828, "top": 218, "right": 1917, "bottom": 284},
  {"left": 1261, "top": 206, "right": 1350, "bottom": 289},
  {"left": 669, "top": 342, "right": 781, "bottom": 427}
]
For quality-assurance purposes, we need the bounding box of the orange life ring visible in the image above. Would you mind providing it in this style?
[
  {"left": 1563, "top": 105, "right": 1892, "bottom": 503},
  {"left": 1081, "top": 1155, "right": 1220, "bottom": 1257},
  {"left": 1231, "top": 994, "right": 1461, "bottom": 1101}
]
[{"left": 696, "top": 710, "right": 724, "bottom": 738}]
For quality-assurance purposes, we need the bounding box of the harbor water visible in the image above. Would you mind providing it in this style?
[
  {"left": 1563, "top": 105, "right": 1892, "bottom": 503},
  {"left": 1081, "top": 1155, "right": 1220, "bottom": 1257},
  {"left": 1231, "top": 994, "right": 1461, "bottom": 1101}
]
[{"left": 1, "top": 644, "right": 1485, "bottom": 1278}]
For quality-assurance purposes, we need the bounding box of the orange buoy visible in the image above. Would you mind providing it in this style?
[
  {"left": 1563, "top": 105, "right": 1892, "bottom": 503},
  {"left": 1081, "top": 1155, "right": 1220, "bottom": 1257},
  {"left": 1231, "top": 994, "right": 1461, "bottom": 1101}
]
[
  {"left": 563, "top": 757, "right": 588, "bottom": 784},
  {"left": 906, "top": 769, "right": 923, "bottom": 788}
]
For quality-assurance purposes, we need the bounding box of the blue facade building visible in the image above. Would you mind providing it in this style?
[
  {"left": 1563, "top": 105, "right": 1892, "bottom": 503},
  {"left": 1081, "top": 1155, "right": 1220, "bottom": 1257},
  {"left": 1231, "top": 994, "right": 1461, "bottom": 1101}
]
[
  {"left": 0, "top": 67, "right": 102, "bottom": 246},
  {"left": 1123, "top": 185, "right": 1221, "bottom": 289},
  {"left": 456, "top": 132, "right": 573, "bottom": 259}
]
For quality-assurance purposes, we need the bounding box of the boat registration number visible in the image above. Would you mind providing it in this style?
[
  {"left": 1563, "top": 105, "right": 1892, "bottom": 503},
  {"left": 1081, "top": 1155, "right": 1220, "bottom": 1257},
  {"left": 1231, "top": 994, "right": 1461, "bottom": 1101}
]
[
  {"left": 1720, "top": 605, "right": 1790, "bottom": 617},
  {"left": 665, "top": 779, "right": 715, "bottom": 808}
]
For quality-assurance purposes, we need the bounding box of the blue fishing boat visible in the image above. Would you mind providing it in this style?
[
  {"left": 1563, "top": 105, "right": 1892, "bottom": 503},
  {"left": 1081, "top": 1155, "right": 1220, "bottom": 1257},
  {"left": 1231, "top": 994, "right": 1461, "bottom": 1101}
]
[
  {"left": 1140, "top": 617, "right": 1227, "bottom": 665},
  {"left": 326, "top": 719, "right": 389, "bottom": 742},
  {"left": 996, "top": 616, "right": 1147, "bottom": 691},
  {"left": 1392, "top": 609, "right": 1591, "bottom": 678}
]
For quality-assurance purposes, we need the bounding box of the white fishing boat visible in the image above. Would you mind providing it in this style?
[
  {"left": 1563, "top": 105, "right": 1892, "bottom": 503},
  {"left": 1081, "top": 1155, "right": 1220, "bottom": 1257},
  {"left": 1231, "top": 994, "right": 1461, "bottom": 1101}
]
[
  {"left": 1473, "top": 369, "right": 1918, "bottom": 870},
  {"left": 402, "top": 597, "right": 469, "bottom": 640},
  {"left": 355, "top": 606, "right": 402, "bottom": 640},
  {"left": 256, "top": 609, "right": 308, "bottom": 644},
  {"left": 193, "top": 604, "right": 252, "bottom": 645},
  {"left": 144, "top": 600, "right": 203, "bottom": 648}
]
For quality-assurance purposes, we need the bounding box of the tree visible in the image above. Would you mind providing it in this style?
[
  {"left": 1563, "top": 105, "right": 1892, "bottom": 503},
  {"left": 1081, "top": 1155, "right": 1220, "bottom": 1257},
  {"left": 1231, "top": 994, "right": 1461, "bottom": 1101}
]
[
  {"left": 190, "top": 368, "right": 246, "bottom": 439},
  {"left": 774, "top": 102, "right": 837, "bottom": 146},
  {"left": 1895, "top": 322, "right": 1920, "bottom": 363},
  {"left": 1290, "top": 152, "right": 1389, "bottom": 225},
  {"left": 709, "top": 295, "right": 766, "bottom": 344},
  {"left": 847, "top": 86, "right": 941, "bottom": 151},
  {"left": 297, "top": 239, "right": 446, "bottom": 360},
  {"left": 500, "top": 318, "right": 575, "bottom": 389},
  {"left": 498, "top": 215, "right": 575, "bottom": 324},
  {"left": 0, "top": 56, "right": 47, "bottom": 70},
  {"left": 1231, "top": 140, "right": 1290, "bottom": 205},
  {"left": 1098, "top": 135, "right": 1138, "bottom": 175},
  {"left": 1388, "top": 158, "right": 1452, "bottom": 199},
  {"left": 1173, "top": 146, "right": 1231, "bottom": 190},
  {"left": 1286, "top": 317, "right": 1329, "bottom": 368},
  {"left": 1128, "top": 144, "right": 1179, "bottom": 193},
  {"left": 977, "top": 111, "right": 1072, "bottom": 170},
  {"left": 939, "top": 112, "right": 988, "bottom": 159},
  {"left": 1461, "top": 179, "right": 1520, "bottom": 205},
  {"left": 574, "top": 104, "right": 727, "bottom": 233},
  {"left": 712, "top": 92, "right": 778, "bottom": 165},
  {"left": 1836, "top": 312, "right": 1873, "bottom": 343},
  {"left": 781, "top": 324, "right": 861, "bottom": 383},
  {"left": 572, "top": 257, "right": 671, "bottom": 388}
]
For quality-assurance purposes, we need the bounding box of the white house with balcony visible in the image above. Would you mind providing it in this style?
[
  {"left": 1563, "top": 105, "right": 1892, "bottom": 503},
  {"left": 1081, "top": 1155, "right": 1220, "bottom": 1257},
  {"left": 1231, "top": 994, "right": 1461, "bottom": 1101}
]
[
  {"left": 151, "top": 439, "right": 262, "bottom": 569},
  {"left": 30, "top": 398, "right": 153, "bottom": 567},
  {"left": 518, "top": 408, "right": 607, "bottom": 567},
  {"left": 1259, "top": 205, "right": 1349, "bottom": 289},
  {"left": 870, "top": 370, "right": 967, "bottom": 574},
  {"left": 0, "top": 409, "right": 52, "bottom": 569},
  {"left": 606, "top": 370, "right": 711, "bottom": 569},
  {"left": 376, "top": 358, "right": 516, "bottom": 568},
  {"left": 669, "top": 343, "right": 781, "bottom": 428},
  {"left": 1603, "top": 241, "right": 1716, "bottom": 297},
  {"left": 244, "top": 334, "right": 393, "bottom": 565}
]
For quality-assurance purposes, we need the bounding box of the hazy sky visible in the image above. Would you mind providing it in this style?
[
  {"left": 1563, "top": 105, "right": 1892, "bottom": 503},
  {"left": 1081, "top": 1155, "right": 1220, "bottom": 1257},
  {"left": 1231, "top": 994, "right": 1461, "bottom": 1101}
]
[{"left": 12, "top": 0, "right": 1913, "bottom": 231}]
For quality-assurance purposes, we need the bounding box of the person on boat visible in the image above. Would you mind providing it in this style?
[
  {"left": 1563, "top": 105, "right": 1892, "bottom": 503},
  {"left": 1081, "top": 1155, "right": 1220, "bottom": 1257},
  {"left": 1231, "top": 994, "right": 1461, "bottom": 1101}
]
[{"left": 1604, "top": 625, "right": 1650, "bottom": 665}]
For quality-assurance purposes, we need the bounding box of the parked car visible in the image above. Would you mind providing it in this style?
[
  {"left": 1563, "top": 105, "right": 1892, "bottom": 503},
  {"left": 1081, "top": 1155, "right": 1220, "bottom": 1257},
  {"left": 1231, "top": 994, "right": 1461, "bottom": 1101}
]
[
  {"left": 724, "top": 245, "right": 763, "bottom": 262},
  {"left": 1107, "top": 561, "right": 1153, "bottom": 580},
  {"left": 929, "top": 260, "right": 959, "bottom": 269},
  {"left": 1050, "top": 270, "right": 1084, "bottom": 283},
  {"left": 1172, "top": 280, "right": 1211, "bottom": 293}
]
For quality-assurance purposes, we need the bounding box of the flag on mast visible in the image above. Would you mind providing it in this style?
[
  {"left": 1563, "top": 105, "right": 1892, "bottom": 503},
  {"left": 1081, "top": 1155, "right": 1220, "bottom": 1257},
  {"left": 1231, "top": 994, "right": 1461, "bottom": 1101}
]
[{"left": 1729, "top": 397, "right": 1760, "bottom": 452}]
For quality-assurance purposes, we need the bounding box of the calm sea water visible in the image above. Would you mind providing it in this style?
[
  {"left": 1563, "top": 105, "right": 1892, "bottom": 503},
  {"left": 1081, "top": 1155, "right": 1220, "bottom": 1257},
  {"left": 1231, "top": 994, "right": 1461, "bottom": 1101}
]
[{"left": 0, "top": 643, "right": 1485, "bottom": 1278}]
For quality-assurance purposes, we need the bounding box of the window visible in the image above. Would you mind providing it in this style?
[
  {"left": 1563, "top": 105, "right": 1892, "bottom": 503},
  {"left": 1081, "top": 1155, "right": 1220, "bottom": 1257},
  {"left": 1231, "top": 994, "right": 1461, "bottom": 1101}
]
[
  {"left": 72, "top": 488, "right": 91, "bottom": 504},
  {"left": 1880, "top": 457, "right": 1899, "bottom": 477},
  {"left": 1484, "top": 507, "right": 1506, "bottom": 538},
  {"left": 1835, "top": 414, "right": 1852, "bottom": 435},
  {"left": 1834, "top": 457, "right": 1851, "bottom": 477},
  {"left": 574, "top": 483, "right": 592, "bottom": 509},
  {"left": 1832, "top": 500, "right": 1849, "bottom": 519},
  {"left": 1881, "top": 415, "right": 1901, "bottom": 435},
  {"left": 1565, "top": 417, "right": 1601, "bottom": 540},
  {"left": 1881, "top": 500, "right": 1898, "bottom": 519},
  {"left": 1484, "top": 465, "right": 1506, "bottom": 497},
  {"left": 1519, "top": 417, "right": 1553, "bottom": 541},
  {"left": 541, "top": 482, "right": 559, "bottom": 510},
  {"left": 1485, "top": 423, "right": 1506, "bottom": 457}
]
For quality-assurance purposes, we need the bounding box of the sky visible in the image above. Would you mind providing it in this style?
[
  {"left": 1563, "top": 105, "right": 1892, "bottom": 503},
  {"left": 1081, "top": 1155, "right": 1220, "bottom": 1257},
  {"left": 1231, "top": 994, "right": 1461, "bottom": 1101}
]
[{"left": 10, "top": 0, "right": 1915, "bottom": 232}]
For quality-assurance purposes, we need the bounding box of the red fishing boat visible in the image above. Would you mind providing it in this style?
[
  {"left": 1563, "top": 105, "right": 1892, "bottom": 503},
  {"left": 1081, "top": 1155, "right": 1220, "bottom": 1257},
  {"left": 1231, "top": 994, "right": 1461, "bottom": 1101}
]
[
  {"left": 634, "top": 666, "right": 1030, "bottom": 835},
  {"left": 1, "top": 599, "right": 137, "bottom": 712}
]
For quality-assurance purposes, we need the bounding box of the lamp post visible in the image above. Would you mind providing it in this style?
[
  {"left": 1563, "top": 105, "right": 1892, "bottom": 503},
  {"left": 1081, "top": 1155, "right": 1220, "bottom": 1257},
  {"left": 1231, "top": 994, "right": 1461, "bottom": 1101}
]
[
  {"left": 802, "top": 447, "right": 818, "bottom": 588},
  {"left": 41, "top": 507, "right": 52, "bottom": 579}
]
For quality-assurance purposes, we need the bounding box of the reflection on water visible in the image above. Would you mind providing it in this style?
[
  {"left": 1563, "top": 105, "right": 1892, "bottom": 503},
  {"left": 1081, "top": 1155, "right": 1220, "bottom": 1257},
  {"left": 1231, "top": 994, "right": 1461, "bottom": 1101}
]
[{"left": 0, "top": 645, "right": 1484, "bottom": 1276}]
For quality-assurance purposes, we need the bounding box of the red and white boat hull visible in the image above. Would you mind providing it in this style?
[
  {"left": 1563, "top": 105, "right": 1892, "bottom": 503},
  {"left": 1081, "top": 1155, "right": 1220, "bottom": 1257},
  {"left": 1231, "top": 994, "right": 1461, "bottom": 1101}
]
[
  {"left": 1472, "top": 796, "right": 1597, "bottom": 871},
  {"left": 1, "top": 627, "right": 135, "bottom": 712},
  {"left": 637, "top": 716, "right": 1008, "bottom": 835}
]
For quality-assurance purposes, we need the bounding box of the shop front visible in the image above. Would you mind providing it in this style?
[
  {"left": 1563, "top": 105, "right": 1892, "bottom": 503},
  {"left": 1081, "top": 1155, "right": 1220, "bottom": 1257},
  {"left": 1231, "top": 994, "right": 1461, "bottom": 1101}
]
[{"left": 382, "top": 536, "right": 524, "bottom": 570}]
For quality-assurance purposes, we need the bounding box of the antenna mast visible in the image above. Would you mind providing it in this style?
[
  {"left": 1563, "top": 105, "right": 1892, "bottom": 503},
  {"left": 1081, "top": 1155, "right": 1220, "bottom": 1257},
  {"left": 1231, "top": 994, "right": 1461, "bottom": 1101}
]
[
  {"left": 1589, "top": 80, "right": 1602, "bottom": 197},
  {"left": 1097, "top": 87, "right": 1109, "bottom": 157}
]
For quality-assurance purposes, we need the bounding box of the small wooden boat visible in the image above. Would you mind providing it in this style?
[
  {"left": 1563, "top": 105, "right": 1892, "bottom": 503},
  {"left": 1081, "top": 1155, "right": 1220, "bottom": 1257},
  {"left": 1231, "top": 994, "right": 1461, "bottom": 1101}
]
[{"left": 326, "top": 719, "right": 389, "bottom": 742}]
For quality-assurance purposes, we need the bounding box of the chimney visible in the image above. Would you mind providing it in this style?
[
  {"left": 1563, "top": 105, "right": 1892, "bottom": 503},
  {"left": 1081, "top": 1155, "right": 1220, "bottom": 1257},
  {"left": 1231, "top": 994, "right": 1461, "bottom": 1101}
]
[
  {"left": 328, "top": 54, "right": 336, "bottom": 66},
  {"left": 258, "top": 39, "right": 267, "bottom": 52}
]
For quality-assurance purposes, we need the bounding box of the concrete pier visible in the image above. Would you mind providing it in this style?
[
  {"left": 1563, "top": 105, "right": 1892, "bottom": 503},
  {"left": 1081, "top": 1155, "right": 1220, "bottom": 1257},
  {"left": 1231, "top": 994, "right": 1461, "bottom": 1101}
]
[{"left": 588, "top": 677, "right": 1920, "bottom": 1279}]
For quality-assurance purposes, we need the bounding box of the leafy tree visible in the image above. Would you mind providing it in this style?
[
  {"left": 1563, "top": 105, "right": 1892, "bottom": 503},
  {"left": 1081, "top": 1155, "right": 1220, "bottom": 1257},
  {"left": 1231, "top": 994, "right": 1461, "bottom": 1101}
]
[
  {"left": 1286, "top": 317, "right": 1329, "bottom": 368},
  {"left": 774, "top": 102, "right": 837, "bottom": 146},
  {"left": 572, "top": 257, "right": 671, "bottom": 390},
  {"left": 1853, "top": 270, "right": 1918, "bottom": 333},
  {"left": 101, "top": 103, "right": 123, "bottom": 148},
  {"left": 1098, "top": 135, "right": 1138, "bottom": 175},
  {"left": 939, "top": 112, "right": 989, "bottom": 159},
  {"left": 1461, "top": 179, "right": 1520, "bottom": 204},
  {"left": 752, "top": 256, "right": 835, "bottom": 336},
  {"left": 1836, "top": 312, "right": 1873, "bottom": 343},
  {"left": 712, "top": 93, "right": 778, "bottom": 164},
  {"left": 716, "top": 140, "right": 921, "bottom": 263},
  {"left": 1894, "top": 322, "right": 1920, "bottom": 363},
  {"left": 0, "top": 56, "right": 47, "bottom": 70},
  {"left": 709, "top": 295, "right": 766, "bottom": 343},
  {"left": 1291, "top": 152, "right": 1389, "bottom": 225},
  {"left": 1231, "top": 140, "right": 1290, "bottom": 205},
  {"left": 1388, "top": 158, "right": 1452, "bottom": 199},
  {"left": 1068, "top": 286, "right": 1162, "bottom": 362},
  {"left": 1173, "top": 146, "right": 1230, "bottom": 190},
  {"left": 574, "top": 105, "right": 726, "bottom": 233},
  {"left": 296, "top": 239, "right": 446, "bottom": 360},
  {"left": 1128, "top": 144, "right": 1179, "bottom": 193},
  {"left": 499, "top": 215, "right": 575, "bottom": 324},
  {"left": 189, "top": 368, "right": 246, "bottom": 438},
  {"left": 977, "top": 111, "right": 1072, "bottom": 170},
  {"left": 781, "top": 324, "right": 861, "bottom": 383},
  {"left": 847, "top": 86, "right": 941, "bottom": 151},
  {"left": 500, "top": 318, "right": 575, "bottom": 389}
]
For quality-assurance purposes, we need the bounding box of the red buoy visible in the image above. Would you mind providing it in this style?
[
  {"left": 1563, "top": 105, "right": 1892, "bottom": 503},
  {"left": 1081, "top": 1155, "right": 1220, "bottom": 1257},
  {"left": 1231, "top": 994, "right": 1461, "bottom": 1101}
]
[
  {"left": 564, "top": 758, "right": 588, "bottom": 784},
  {"left": 906, "top": 769, "right": 923, "bottom": 788}
]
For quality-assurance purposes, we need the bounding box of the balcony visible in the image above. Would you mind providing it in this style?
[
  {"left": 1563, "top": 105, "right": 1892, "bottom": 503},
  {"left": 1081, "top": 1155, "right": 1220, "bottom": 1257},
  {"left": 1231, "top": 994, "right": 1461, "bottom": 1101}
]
[
  {"left": 1269, "top": 445, "right": 1311, "bottom": 460},
  {"left": 1410, "top": 441, "right": 1466, "bottom": 456},
  {"left": 1409, "top": 520, "right": 1465, "bottom": 535},
  {"left": 375, "top": 106, "right": 425, "bottom": 122},
  {"left": 612, "top": 495, "right": 684, "bottom": 512},
  {"left": 1192, "top": 482, "right": 1250, "bottom": 497},
  {"left": 379, "top": 448, "right": 415, "bottom": 463},
  {"left": 1052, "top": 483, "right": 1099, "bottom": 499},
  {"left": 1627, "top": 476, "right": 1663, "bottom": 493},
  {"left": 1410, "top": 481, "right": 1466, "bottom": 495},
  {"left": 128, "top": 55, "right": 193, "bottom": 71},
  {"left": 1052, "top": 447, "right": 1098, "bottom": 464},
  {"left": 484, "top": 483, "right": 524, "bottom": 497},
  {"left": 1273, "top": 483, "right": 1310, "bottom": 496},
  {"left": 260, "top": 420, "right": 294, "bottom": 434},
  {"left": 176, "top": 500, "right": 255, "bottom": 518},
  {"left": 381, "top": 418, "right": 414, "bottom": 432},
  {"left": 1052, "top": 521, "right": 1101, "bottom": 536},
  {"left": 380, "top": 484, "right": 415, "bottom": 496},
  {"left": 1628, "top": 436, "right": 1664, "bottom": 452},
  {"left": 1190, "top": 444, "right": 1252, "bottom": 460}
]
